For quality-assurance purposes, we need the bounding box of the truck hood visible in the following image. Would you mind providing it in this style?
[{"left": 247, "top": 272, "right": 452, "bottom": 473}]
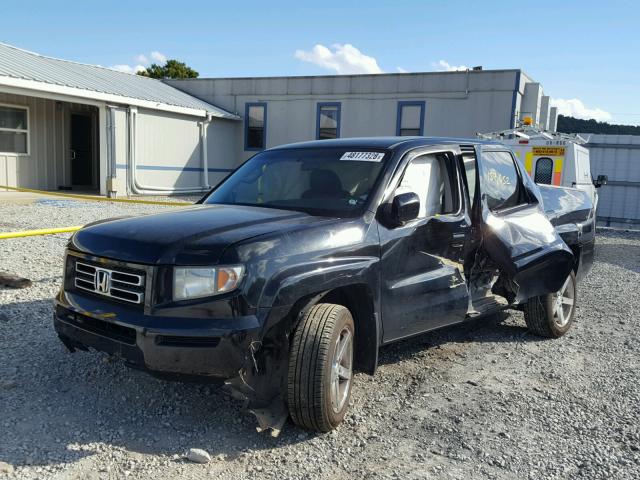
[{"left": 70, "top": 204, "right": 328, "bottom": 265}]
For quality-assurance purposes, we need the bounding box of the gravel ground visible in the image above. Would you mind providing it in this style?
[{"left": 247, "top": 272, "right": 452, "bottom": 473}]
[{"left": 0, "top": 198, "right": 639, "bottom": 480}]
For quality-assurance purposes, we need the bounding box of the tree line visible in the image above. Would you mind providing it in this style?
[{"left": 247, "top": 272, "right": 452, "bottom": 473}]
[{"left": 557, "top": 115, "right": 640, "bottom": 135}]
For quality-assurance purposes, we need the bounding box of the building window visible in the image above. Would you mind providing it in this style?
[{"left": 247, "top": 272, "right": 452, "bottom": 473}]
[
  {"left": 316, "top": 103, "right": 341, "bottom": 140},
  {"left": 534, "top": 157, "right": 553, "bottom": 185},
  {"left": 244, "top": 103, "right": 267, "bottom": 151},
  {"left": 0, "top": 105, "right": 28, "bottom": 154},
  {"left": 396, "top": 101, "right": 425, "bottom": 136}
]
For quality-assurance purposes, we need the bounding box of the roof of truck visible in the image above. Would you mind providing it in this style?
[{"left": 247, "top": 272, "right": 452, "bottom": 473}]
[{"left": 271, "top": 136, "right": 502, "bottom": 151}]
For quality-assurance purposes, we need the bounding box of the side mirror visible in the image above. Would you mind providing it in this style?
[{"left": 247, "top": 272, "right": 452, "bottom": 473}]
[
  {"left": 390, "top": 192, "right": 420, "bottom": 226},
  {"left": 594, "top": 174, "right": 608, "bottom": 188}
]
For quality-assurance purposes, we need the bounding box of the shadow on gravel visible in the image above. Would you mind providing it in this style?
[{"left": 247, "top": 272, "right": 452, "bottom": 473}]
[
  {"left": 595, "top": 243, "right": 640, "bottom": 273},
  {"left": 0, "top": 300, "right": 311, "bottom": 469},
  {"left": 0, "top": 298, "right": 546, "bottom": 469},
  {"left": 378, "top": 310, "right": 545, "bottom": 367}
]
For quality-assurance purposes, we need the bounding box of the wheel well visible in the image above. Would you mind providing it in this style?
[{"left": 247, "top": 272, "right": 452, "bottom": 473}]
[
  {"left": 570, "top": 244, "right": 581, "bottom": 274},
  {"left": 289, "top": 284, "right": 378, "bottom": 375},
  {"left": 321, "top": 284, "right": 378, "bottom": 375}
]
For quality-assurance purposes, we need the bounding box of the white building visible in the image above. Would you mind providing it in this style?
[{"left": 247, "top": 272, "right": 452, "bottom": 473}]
[
  {"left": 0, "top": 42, "right": 555, "bottom": 197},
  {"left": 0, "top": 43, "right": 239, "bottom": 196}
]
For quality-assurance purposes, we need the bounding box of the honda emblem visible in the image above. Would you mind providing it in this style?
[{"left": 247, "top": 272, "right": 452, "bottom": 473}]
[{"left": 95, "top": 269, "right": 111, "bottom": 294}]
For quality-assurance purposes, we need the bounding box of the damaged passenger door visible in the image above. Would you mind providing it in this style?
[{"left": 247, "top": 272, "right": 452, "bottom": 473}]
[
  {"left": 474, "top": 146, "right": 574, "bottom": 303},
  {"left": 378, "top": 148, "right": 471, "bottom": 342}
]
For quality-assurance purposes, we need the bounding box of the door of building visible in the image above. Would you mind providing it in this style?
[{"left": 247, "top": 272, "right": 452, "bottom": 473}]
[{"left": 70, "top": 113, "right": 94, "bottom": 187}]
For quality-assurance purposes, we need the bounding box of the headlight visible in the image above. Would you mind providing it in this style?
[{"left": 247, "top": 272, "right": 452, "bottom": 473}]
[{"left": 173, "top": 265, "right": 245, "bottom": 301}]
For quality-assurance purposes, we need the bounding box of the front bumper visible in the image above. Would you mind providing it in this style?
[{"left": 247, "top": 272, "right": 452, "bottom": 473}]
[{"left": 54, "top": 290, "right": 263, "bottom": 381}]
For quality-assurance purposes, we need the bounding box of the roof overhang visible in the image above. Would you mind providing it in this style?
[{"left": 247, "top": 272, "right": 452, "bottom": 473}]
[{"left": 0, "top": 75, "right": 240, "bottom": 120}]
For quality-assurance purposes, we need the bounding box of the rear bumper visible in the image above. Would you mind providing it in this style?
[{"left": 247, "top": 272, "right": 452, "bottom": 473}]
[{"left": 53, "top": 292, "right": 264, "bottom": 381}]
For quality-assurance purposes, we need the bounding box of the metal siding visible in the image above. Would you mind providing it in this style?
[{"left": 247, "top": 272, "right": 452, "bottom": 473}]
[
  {"left": 134, "top": 108, "right": 203, "bottom": 189},
  {"left": 205, "top": 119, "right": 238, "bottom": 186},
  {"left": 586, "top": 134, "right": 640, "bottom": 227},
  {"left": 171, "top": 70, "right": 521, "bottom": 164},
  {"left": 0, "top": 92, "right": 62, "bottom": 190}
]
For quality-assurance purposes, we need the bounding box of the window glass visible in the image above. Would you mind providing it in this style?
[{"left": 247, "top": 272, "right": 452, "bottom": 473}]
[
  {"left": 318, "top": 104, "right": 340, "bottom": 139},
  {"left": 0, "top": 106, "right": 28, "bottom": 154},
  {"left": 245, "top": 104, "right": 265, "bottom": 149},
  {"left": 204, "top": 148, "right": 387, "bottom": 217},
  {"left": 397, "top": 102, "right": 424, "bottom": 136},
  {"left": 395, "top": 153, "right": 458, "bottom": 218},
  {"left": 0, "top": 131, "right": 27, "bottom": 154},
  {"left": 481, "top": 151, "right": 524, "bottom": 211},
  {"left": 534, "top": 157, "right": 553, "bottom": 185},
  {"left": 463, "top": 154, "right": 477, "bottom": 205},
  {"left": 0, "top": 107, "right": 27, "bottom": 130}
]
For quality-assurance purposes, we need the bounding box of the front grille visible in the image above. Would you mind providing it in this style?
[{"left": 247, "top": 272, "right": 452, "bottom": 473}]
[
  {"left": 57, "top": 306, "right": 137, "bottom": 345},
  {"left": 73, "top": 259, "right": 145, "bottom": 305}
]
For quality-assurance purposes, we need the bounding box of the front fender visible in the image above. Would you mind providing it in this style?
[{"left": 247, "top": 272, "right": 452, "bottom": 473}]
[{"left": 260, "top": 256, "right": 380, "bottom": 309}]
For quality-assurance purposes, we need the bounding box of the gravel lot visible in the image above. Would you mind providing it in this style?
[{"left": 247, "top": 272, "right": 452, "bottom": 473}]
[{"left": 1, "top": 197, "right": 639, "bottom": 479}]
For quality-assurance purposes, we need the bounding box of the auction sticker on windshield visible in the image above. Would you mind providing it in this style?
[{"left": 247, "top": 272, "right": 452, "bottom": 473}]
[{"left": 340, "top": 151, "right": 386, "bottom": 162}]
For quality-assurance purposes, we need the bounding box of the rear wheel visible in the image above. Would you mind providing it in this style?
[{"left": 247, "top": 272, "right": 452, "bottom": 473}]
[
  {"left": 287, "top": 303, "right": 354, "bottom": 432},
  {"left": 524, "top": 272, "right": 577, "bottom": 338}
]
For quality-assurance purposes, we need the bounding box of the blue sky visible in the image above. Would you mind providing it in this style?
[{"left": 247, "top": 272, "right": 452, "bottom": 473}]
[{"left": 3, "top": 0, "right": 639, "bottom": 124}]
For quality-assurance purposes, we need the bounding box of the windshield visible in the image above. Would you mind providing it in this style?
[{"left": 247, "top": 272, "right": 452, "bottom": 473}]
[{"left": 203, "top": 148, "right": 388, "bottom": 217}]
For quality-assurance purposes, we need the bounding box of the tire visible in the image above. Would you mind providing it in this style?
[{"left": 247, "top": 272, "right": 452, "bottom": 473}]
[
  {"left": 523, "top": 271, "right": 577, "bottom": 338},
  {"left": 287, "top": 303, "right": 354, "bottom": 432}
]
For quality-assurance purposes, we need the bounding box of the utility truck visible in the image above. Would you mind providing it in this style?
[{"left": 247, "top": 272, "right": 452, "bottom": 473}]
[{"left": 478, "top": 119, "right": 607, "bottom": 209}]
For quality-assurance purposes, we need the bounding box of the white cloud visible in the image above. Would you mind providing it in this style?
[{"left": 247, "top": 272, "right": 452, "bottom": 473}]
[
  {"left": 396, "top": 66, "right": 408, "bottom": 73},
  {"left": 431, "top": 60, "right": 468, "bottom": 72},
  {"left": 150, "top": 51, "right": 167, "bottom": 63},
  {"left": 294, "top": 43, "right": 383, "bottom": 75},
  {"left": 109, "top": 64, "right": 146, "bottom": 74},
  {"left": 551, "top": 98, "right": 612, "bottom": 122},
  {"left": 109, "top": 51, "right": 168, "bottom": 74}
]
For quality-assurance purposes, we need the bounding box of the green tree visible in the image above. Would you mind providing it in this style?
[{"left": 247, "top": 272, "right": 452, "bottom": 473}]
[{"left": 138, "top": 59, "right": 199, "bottom": 79}]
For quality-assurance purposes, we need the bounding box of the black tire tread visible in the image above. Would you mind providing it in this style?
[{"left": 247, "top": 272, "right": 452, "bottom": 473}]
[
  {"left": 287, "top": 303, "right": 348, "bottom": 432},
  {"left": 523, "top": 295, "right": 554, "bottom": 337},
  {"left": 523, "top": 272, "right": 576, "bottom": 339}
]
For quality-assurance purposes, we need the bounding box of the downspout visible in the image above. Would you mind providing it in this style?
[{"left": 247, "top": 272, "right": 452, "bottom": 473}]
[
  {"left": 128, "top": 107, "right": 211, "bottom": 194},
  {"left": 105, "top": 105, "right": 119, "bottom": 197},
  {"left": 201, "top": 115, "right": 211, "bottom": 190}
]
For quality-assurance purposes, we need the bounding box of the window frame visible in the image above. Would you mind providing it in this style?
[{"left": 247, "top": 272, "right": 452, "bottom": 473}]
[
  {"left": 480, "top": 148, "right": 532, "bottom": 214},
  {"left": 244, "top": 102, "right": 267, "bottom": 151},
  {"left": 395, "top": 100, "right": 425, "bottom": 137},
  {"left": 316, "top": 102, "right": 341, "bottom": 140},
  {"left": 384, "top": 148, "right": 464, "bottom": 227},
  {"left": 0, "top": 103, "right": 29, "bottom": 156}
]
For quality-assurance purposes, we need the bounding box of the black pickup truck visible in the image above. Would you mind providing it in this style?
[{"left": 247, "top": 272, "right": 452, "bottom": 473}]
[{"left": 54, "top": 137, "right": 595, "bottom": 434}]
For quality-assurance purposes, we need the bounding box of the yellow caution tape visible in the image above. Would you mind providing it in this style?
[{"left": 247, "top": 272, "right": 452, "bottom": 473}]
[
  {"left": 0, "top": 185, "right": 195, "bottom": 238},
  {"left": 0, "top": 185, "right": 193, "bottom": 206},
  {"left": 0, "top": 225, "right": 82, "bottom": 239}
]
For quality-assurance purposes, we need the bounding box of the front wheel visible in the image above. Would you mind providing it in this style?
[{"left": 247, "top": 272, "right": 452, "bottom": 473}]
[
  {"left": 287, "top": 303, "right": 354, "bottom": 432},
  {"left": 524, "top": 271, "right": 577, "bottom": 338}
]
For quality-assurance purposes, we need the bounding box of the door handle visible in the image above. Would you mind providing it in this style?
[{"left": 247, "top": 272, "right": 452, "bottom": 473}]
[{"left": 70, "top": 149, "right": 76, "bottom": 160}]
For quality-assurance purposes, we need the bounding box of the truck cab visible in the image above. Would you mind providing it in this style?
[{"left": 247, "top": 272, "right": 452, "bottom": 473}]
[{"left": 54, "top": 137, "right": 595, "bottom": 434}]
